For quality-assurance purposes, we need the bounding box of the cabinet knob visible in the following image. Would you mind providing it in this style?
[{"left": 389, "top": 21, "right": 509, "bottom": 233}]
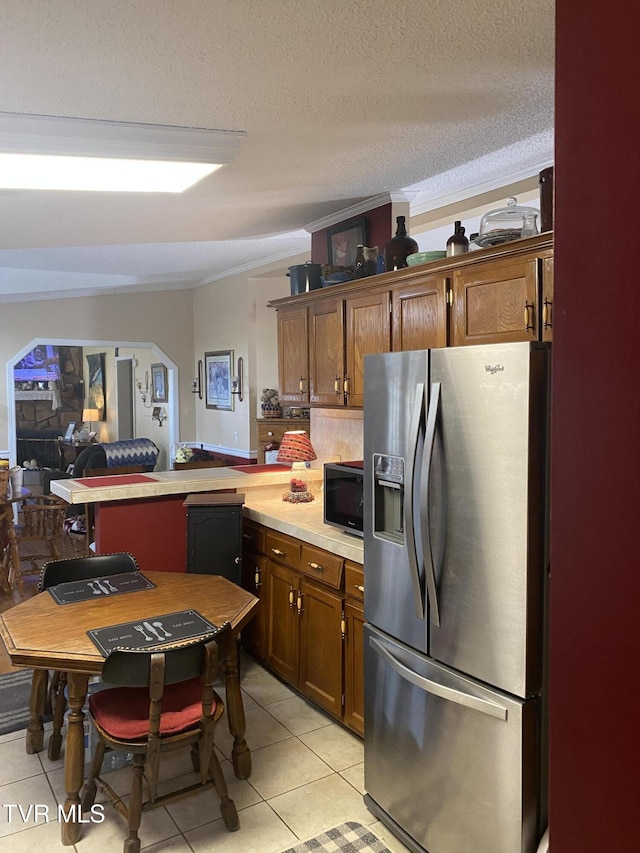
[
  {"left": 267, "top": 431, "right": 274, "bottom": 437},
  {"left": 341, "top": 610, "right": 346, "bottom": 639},
  {"left": 543, "top": 298, "right": 553, "bottom": 329},
  {"left": 296, "top": 591, "right": 304, "bottom": 615},
  {"left": 254, "top": 569, "right": 261, "bottom": 589},
  {"left": 354, "top": 584, "right": 364, "bottom": 593},
  {"left": 289, "top": 586, "right": 295, "bottom": 608},
  {"left": 307, "top": 561, "right": 323, "bottom": 572},
  {"left": 234, "top": 556, "right": 240, "bottom": 564},
  {"left": 271, "top": 548, "right": 285, "bottom": 557}
]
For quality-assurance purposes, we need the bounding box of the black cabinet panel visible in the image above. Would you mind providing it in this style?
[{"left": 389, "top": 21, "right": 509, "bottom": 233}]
[{"left": 184, "top": 494, "right": 244, "bottom": 584}]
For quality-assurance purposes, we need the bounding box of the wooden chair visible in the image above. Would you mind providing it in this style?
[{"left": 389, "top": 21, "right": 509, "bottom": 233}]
[
  {"left": 38, "top": 552, "right": 140, "bottom": 761},
  {"left": 81, "top": 625, "right": 239, "bottom": 853},
  {"left": 5, "top": 495, "right": 67, "bottom": 590},
  {"left": 0, "top": 469, "right": 13, "bottom": 592}
]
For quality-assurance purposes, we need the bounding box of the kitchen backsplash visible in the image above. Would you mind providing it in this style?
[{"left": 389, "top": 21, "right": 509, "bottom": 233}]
[{"left": 310, "top": 408, "right": 363, "bottom": 462}]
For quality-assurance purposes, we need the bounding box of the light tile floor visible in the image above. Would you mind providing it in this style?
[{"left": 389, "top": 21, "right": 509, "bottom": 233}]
[{"left": 0, "top": 654, "right": 412, "bottom": 853}]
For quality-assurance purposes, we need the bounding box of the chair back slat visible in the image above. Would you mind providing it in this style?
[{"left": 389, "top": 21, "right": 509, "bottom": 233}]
[
  {"left": 0, "top": 470, "right": 9, "bottom": 501},
  {"left": 40, "top": 552, "right": 139, "bottom": 589},
  {"left": 101, "top": 629, "right": 226, "bottom": 688}
]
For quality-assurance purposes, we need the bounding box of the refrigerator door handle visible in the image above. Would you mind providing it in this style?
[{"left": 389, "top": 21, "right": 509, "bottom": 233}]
[
  {"left": 421, "top": 381, "right": 441, "bottom": 627},
  {"left": 405, "top": 381, "right": 426, "bottom": 620},
  {"left": 369, "top": 636, "right": 508, "bottom": 721}
]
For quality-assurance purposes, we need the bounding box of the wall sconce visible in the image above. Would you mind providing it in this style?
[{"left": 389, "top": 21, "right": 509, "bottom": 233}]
[
  {"left": 192, "top": 359, "right": 203, "bottom": 399},
  {"left": 231, "top": 356, "right": 243, "bottom": 402},
  {"left": 152, "top": 406, "right": 167, "bottom": 426},
  {"left": 136, "top": 370, "right": 152, "bottom": 408}
]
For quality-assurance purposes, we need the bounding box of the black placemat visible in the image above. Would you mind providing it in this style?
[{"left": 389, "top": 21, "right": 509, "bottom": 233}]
[
  {"left": 48, "top": 572, "right": 156, "bottom": 605},
  {"left": 87, "top": 610, "right": 219, "bottom": 657}
]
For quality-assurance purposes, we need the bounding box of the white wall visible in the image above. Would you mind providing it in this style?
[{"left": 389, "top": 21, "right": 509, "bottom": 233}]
[{"left": 192, "top": 252, "right": 306, "bottom": 459}]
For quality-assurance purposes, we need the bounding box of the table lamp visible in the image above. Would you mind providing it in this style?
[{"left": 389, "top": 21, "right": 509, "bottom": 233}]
[
  {"left": 277, "top": 430, "right": 317, "bottom": 503},
  {"left": 81, "top": 407, "right": 99, "bottom": 437}
]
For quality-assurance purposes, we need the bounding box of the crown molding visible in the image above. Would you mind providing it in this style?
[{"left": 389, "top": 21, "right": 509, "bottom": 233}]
[{"left": 304, "top": 190, "right": 422, "bottom": 233}]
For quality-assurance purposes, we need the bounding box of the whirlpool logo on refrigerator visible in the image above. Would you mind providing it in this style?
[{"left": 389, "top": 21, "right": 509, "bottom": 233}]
[{"left": 485, "top": 363, "right": 505, "bottom": 374}]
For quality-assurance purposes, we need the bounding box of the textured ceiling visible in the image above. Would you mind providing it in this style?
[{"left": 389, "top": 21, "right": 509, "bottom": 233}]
[{"left": 0, "top": 0, "right": 554, "bottom": 302}]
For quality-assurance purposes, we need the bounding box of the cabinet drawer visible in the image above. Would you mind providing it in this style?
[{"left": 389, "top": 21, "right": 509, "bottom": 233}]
[
  {"left": 243, "top": 520, "right": 266, "bottom": 554},
  {"left": 300, "top": 544, "right": 344, "bottom": 589},
  {"left": 266, "top": 530, "right": 301, "bottom": 569},
  {"left": 345, "top": 561, "right": 364, "bottom": 603}
]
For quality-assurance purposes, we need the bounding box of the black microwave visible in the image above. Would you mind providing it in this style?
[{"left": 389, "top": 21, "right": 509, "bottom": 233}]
[{"left": 323, "top": 461, "right": 364, "bottom": 537}]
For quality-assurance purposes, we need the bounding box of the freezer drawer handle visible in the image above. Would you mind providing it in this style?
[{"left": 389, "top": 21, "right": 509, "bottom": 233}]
[{"left": 369, "top": 637, "right": 508, "bottom": 721}]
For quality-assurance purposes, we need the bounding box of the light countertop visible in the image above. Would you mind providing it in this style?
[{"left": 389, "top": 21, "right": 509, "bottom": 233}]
[
  {"left": 243, "top": 493, "right": 363, "bottom": 563},
  {"left": 50, "top": 464, "right": 364, "bottom": 564},
  {"left": 50, "top": 465, "right": 325, "bottom": 506}
]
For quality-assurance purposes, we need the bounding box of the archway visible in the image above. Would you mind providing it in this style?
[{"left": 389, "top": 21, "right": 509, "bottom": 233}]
[{"left": 6, "top": 338, "right": 179, "bottom": 472}]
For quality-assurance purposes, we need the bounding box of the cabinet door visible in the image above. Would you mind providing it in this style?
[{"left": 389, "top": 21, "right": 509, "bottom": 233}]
[
  {"left": 542, "top": 255, "right": 553, "bottom": 342},
  {"left": 391, "top": 275, "right": 449, "bottom": 351},
  {"left": 343, "top": 600, "right": 365, "bottom": 736},
  {"left": 241, "top": 552, "right": 267, "bottom": 661},
  {"left": 277, "top": 306, "right": 310, "bottom": 402},
  {"left": 452, "top": 254, "right": 540, "bottom": 346},
  {"left": 344, "top": 290, "right": 391, "bottom": 407},
  {"left": 309, "top": 297, "right": 345, "bottom": 405},
  {"left": 265, "top": 560, "right": 300, "bottom": 685},
  {"left": 299, "top": 579, "right": 344, "bottom": 718},
  {"left": 186, "top": 506, "right": 242, "bottom": 583}
]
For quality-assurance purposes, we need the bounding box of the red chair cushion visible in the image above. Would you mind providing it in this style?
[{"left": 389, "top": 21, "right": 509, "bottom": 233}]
[{"left": 89, "top": 676, "right": 211, "bottom": 740}]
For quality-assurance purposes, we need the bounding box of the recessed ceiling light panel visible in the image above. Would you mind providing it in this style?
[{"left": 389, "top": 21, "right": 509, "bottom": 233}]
[{"left": 0, "top": 112, "right": 246, "bottom": 192}]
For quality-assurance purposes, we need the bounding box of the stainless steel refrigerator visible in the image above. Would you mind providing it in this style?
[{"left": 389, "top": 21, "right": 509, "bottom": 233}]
[{"left": 363, "top": 342, "right": 550, "bottom": 853}]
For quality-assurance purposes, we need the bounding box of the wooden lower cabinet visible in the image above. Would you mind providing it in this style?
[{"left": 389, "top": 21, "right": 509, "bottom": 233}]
[
  {"left": 343, "top": 560, "right": 365, "bottom": 736},
  {"left": 298, "top": 579, "right": 344, "bottom": 717},
  {"left": 241, "top": 519, "right": 364, "bottom": 735},
  {"left": 265, "top": 560, "right": 300, "bottom": 684},
  {"left": 343, "top": 601, "right": 365, "bottom": 736}
]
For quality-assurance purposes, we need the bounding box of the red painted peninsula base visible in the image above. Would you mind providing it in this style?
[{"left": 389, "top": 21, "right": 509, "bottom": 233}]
[{"left": 94, "top": 494, "right": 188, "bottom": 572}]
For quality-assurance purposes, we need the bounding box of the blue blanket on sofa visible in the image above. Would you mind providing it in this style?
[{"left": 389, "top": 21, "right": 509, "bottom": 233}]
[{"left": 102, "top": 438, "right": 159, "bottom": 469}]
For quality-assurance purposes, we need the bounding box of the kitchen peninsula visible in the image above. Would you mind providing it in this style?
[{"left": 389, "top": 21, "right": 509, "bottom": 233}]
[
  {"left": 50, "top": 464, "right": 363, "bottom": 570},
  {"left": 51, "top": 463, "right": 366, "bottom": 734}
]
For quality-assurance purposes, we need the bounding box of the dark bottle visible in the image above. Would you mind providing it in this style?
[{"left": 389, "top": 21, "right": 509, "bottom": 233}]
[
  {"left": 384, "top": 216, "right": 418, "bottom": 271},
  {"left": 446, "top": 221, "right": 469, "bottom": 257},
  {"left": 353, "top": 244, "right": 366, "bottom": 279}
]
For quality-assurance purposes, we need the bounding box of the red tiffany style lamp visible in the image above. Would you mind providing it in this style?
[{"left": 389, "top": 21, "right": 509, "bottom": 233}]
[{"left": 276, "top": 430, "right": 317, "bottom": 503}]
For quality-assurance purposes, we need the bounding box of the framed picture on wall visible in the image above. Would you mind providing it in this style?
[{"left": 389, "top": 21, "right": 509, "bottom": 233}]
[
  {"left": 327, "top": 218, "right": 367, "bottom": 267},
  {"left": 86, "top": 352, "right": 106, "bottom": 420},
  {"left": 205, "top": 350, "right": 233, "bottom": 410},
  {"left": 151, "top": 363, "right": 168, "bottom": 403}
]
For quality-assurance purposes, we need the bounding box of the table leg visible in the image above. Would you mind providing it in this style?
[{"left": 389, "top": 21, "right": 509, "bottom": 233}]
[
  {"left": 221, "top": 634, "right": 251, "bottom": 779},
  {"left": 60, "top": 671, "right": 89, "bottom": 846},
  {"left": 25, "top": 669, "right": 48, "bottom": 754}
]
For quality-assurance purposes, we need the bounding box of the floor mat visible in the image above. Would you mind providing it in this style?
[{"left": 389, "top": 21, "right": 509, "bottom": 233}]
[
  {"left": 279, "top": 822, "right": 392, "bottom": 853},
  {"left": 0, "top": 668, "right": 34, "bottom": 735}
]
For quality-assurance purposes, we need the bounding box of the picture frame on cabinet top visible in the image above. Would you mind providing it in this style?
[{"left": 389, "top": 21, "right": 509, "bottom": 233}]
[{"left": 327, "top": 218, "right": 367, "bottom": 267}]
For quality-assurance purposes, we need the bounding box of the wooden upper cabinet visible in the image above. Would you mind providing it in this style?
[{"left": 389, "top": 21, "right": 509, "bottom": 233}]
[
  {"left": 344, "top": 289, "right": 391, "bottom": 407},
  {"left": 391, "top": 275, "right": 449, "bottom": 351},
  {"left": 308, "top": 296, "right": 345, "bottom": 405},
  {"left": 277, "top": 306, "right": 309, "bottom": 402},
  {"left": 542, "top": 255, "right": 553, "bottom": 342},
  {"left": 451, "top": 253, "right": 540, "bottom": 346}
]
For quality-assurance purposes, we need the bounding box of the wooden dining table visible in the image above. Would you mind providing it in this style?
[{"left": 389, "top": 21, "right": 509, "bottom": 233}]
[{"left": 0, "top": 571, "right": 259, "bottom": 845}]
